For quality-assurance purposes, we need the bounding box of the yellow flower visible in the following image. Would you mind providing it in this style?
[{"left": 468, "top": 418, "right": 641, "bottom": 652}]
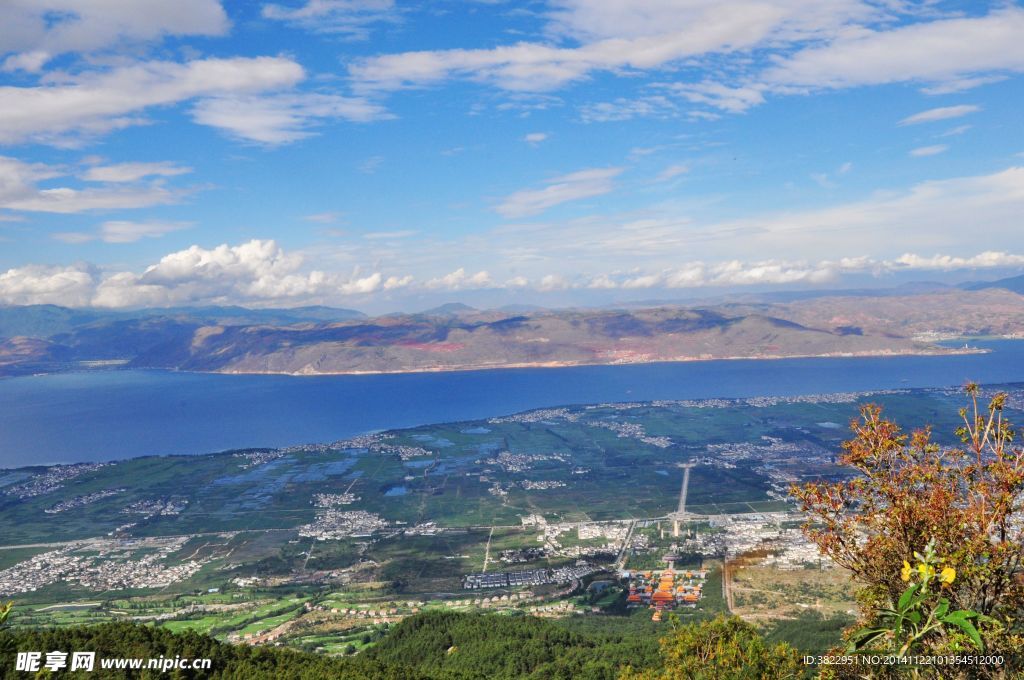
[
  {"left": 917, "top": 563, "right": 935, "bottom": 580},
  {"left": 939, "top": 566, "right": 956, "bottom": 586},
  {"left": 901, "top": 560, "right": 912, "bottom": 582}
]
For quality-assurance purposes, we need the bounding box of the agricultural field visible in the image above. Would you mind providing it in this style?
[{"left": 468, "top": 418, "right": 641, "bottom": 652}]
[{"left": 0, "top": 384, "right": 1018, "bottom": 651}]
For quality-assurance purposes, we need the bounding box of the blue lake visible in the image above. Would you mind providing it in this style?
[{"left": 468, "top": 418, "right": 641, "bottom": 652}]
[{"left": 0, "top": 339, "right": 1021, "bottom": 467}]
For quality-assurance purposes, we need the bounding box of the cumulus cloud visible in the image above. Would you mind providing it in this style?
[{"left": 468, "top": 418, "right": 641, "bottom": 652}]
[
  {"left": 523, "top": 132, "right": 548, "bottom": 145},
  {"left": 383, "top": 274, "right": 414, "bottom": 290},
  {"left": 580, "top": 251, "right": 1024, "bottom": 291},
  {"left": 97, "top": 239, "right": 406, "bottom": 307},
  {"left": 425, "top": 268, "right": 494, "bottom": 291},
  {"left": 0, "top": 239, "right": 415, "bottom": 308},
  {"left": 898, "top": 105, "right": 980, "bottom": 126},
  {"left": 890, "top": 251, "right": 1024, "bottom": 271},
  {"left": 0, "top": 263, "right": 98, "bottom": 306},
  {"left": 537, "top": 274, "right": 569, "bottom": 291},
  {"left": 505, "top": 276, "right": 530, "bottom": 288},
  {"left": 496, "top": 167, "right": 622, "bottom": 218},
  {"left": 0, "top": 0, "right": 229, "bottom": 72},
  {"left": 3, "top": 243, "right": 1024, "bottom": 308}
]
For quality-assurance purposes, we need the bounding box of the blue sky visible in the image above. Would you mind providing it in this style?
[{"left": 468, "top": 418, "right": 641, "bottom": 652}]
[{"left": 0, "top": 0, "right": 1023, "bottom": 312}]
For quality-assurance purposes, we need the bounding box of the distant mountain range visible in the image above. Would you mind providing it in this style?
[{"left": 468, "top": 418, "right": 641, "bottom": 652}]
[
  {"left": 964, "top": 273, "right": 1024, "bottom": 295},
  {"left": 1, "top": 286, "right": 1022, "bottom": 377}
]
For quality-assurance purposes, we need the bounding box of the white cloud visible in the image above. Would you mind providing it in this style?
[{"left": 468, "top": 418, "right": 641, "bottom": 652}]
[
  {"left": 656, "top": 164, "right": 688, "bottom": 182},
  {"left": 663, "top": 81, "right": 765, "bottom": 113},
  {"left": 4, "top": 241, "right": 1024, "bottom": 308},
  {"left": 890, "top": 251, "right": 1024, "bottom": 271},
  {"left": 358, "top": 155, "right": 385, "bottom": 173},
  {"left": 51, "top": 232, "right": 96, "bottom": 244},
  {"left": 545, "top": 0, "right": 876, "bottom": 44},
  {"left": 581, "top": 250, "right": 1024, "bottom": 291},
  {"left": 579, "top": 96, "right": 675, "bottom": 122},
  {"left": 537, "top": 274, "right": 568, "bottom": 291},
  {"left": 0, "top": 156, "right": 63, "bottom": 200},
  {"left": 349, "top": 0, "right": 880, "bottom": 93},
  {"left": 192, "top": 93, "right": 390, "bottom": 144},
  {"left": 0, "top": 263, "right": 97, "bottom": 306},
  {"left": 608, "top": 260, "right": 840, "bottom": 289},
  {"left": 303, "top": 212, "right": 341, "bottom": 223},
  {"left": 939, "top": 125, "right": 971, "bottom": 138},
  {"left": 82, "top": 162, "right": 192, "bottom": 183},
  {"left": 464, "top": 167, "right": 1024, "bottom": 280},
  {"left": 0, "top": 238, "right": 417, "bottom": 307},
  {"left": 341, "top": 4, "right": 1024, "bottom": 126},
  {"left": 425, "top": 268, "right": 494, "bottom": 291},
  {"left": 262, "top": 0, "right": 396, "bottom": 39},
  {"left": 763, "top": 8, "right": 1024, "bottom": 91},
  {"left": 99, "top": 220, "right": 192, "bottom": 243},
  {"left": 383, "top": 274, "right": 413, "bottom": 290},
  {"left": 919, "top": 76, "right": 1006, "bottom": 95},
  {"left": 586, "top": 274, "right": 617, "bottom": 289},
  {"left": 0, "top": 155, "right": 183, "bottom": 214},
  {"left": 0, "top": 56, "right": 304, "bottom": 146},
  {"left": 2, "top": 51, "right": 50, "bottom": 73},
  {"left": 505, "top": 276, "right": 530, "bottom": 288},
  {"left": 363, "top": 230, "right": 417, "bottom": 240},
  {"left": 898, "top": 105, "right": 980, "bottom": 126},
  {"left": 909, "top": 144, "right": 947, "bottom": 157},
  {"left": 810, "top": 172, "right": 835, "bottom": 189},
  {"left": 89, "top": 239, "right": 399, "bottom": 307},
  {"left": 496, "top": 167, "right": 622, "bottom": 218},
  {"left": 52, "top": 220, "right": 190, "bottom": 244},
  {"left": 523, "top": 132, "right": 548, "bottom": 145},
  {"left": 0, "top": 0, "right": 229, "bottom": 71}
]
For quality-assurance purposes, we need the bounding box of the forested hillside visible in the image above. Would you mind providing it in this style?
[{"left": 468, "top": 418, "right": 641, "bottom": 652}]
[{"left": 0, "top": 612, "right": 660, "bottom": 679}]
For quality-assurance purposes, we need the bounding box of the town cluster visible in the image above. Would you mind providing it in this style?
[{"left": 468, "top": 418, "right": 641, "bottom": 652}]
[
  {"left": 0, "top": 537, "right": 211, "bottom": 595},
  {"left": 45, "top": 488, "right": 124, "bottom": 514},
  {"left": 5, "top": 463, "right": 109, "bottom": 499},
  {"left": 298, "top": 510, "right": 389, "bottom": 540},
  {"left": 463, "top": 562, "right": 600, "bottom": 590}
]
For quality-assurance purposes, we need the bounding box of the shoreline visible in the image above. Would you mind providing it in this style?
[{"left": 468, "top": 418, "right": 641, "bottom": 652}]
[
  {"left": 212, "top": 345, "right": 989, "bottom": 378},
  {"left": 0, "top": 343, "right": 1002, "bottom": 382},
  {"left": 5, "top": 375, "right": 1021, "bottom": 473}
]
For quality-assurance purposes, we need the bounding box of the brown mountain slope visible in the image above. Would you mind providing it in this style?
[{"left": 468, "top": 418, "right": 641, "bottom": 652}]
[{"left": 3, "top": 290, "right": 1020, "bottom": 377}]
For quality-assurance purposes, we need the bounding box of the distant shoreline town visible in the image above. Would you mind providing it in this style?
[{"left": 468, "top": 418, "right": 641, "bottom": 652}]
[{"left": 213, "top": 344, "right": 986, "bottom": 377}]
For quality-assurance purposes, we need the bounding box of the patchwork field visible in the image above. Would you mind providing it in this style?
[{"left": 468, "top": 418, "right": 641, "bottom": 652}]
[{"left": 0, "top": 383, "right": 1017, "bottom": 653}]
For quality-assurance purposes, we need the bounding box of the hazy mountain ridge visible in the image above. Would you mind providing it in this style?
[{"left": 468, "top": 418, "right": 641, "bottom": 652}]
[
  {"left": 3, "top": 288, "right": 1021, "bottom": 376},
  {"left": 965, "top": 273, "right": 1024, "bottom": 295}
]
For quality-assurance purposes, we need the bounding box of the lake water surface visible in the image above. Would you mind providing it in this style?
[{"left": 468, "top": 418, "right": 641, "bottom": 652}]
[{"left": 1, "top": 339, "right": 1021, "bottom": 467}]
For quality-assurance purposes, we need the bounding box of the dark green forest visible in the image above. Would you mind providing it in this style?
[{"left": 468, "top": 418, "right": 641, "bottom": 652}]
[
  {"left": 0, "top": 612, "right": 660, "bottom": 679},
  {"left": 0, "top": 609, "right": 851, "bottom": 678}
]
